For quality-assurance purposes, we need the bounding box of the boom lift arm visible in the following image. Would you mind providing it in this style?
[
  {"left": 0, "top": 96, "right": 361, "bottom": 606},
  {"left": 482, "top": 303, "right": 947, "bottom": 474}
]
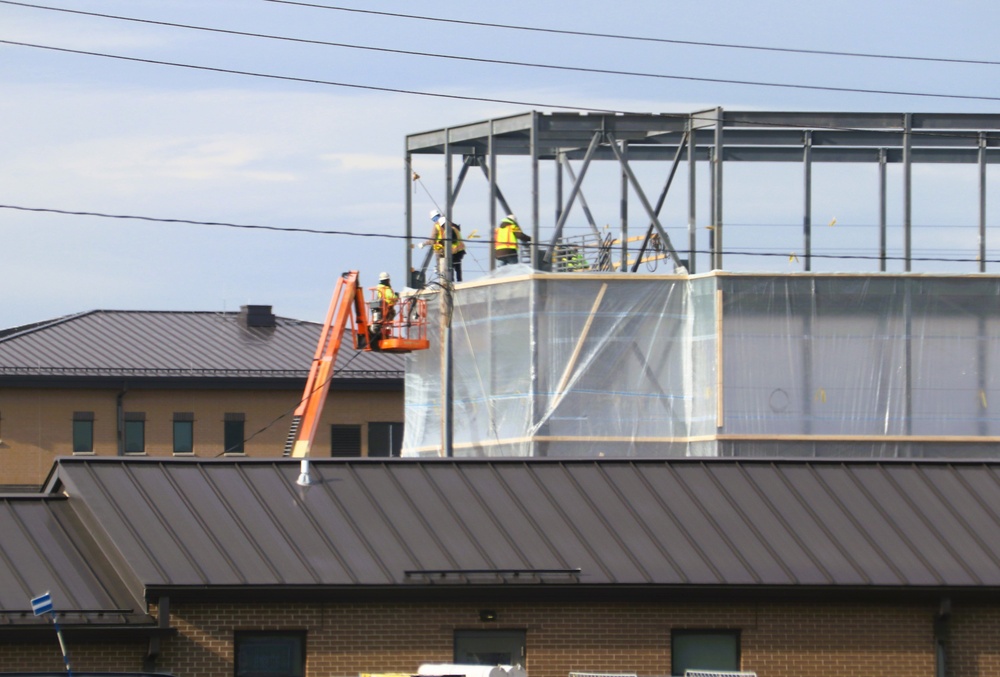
[{"left": 284, "top": 270, "right": 428, "bottom": 459}]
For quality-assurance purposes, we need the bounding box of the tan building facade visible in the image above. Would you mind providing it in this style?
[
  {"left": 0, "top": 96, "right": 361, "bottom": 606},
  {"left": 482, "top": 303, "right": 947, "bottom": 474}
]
[
  {"left": 0, "top": 386, "right": 403, "bottom": 486},
  {"left": 0, "top": 307, "right": 406, "bottom": 488},
  {"left": 0, "top": 599, "right": 980, "bottom": 677}
]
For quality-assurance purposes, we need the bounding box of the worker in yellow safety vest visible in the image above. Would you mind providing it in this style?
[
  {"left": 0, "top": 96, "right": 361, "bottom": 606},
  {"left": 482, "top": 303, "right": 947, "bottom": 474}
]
[
  {"left": 495, "top": 214, "right": 531, "bottom": 267},
  {"left": 428, "top": 210, "right": 467, "bottom": 282},
  {"left": 369, "top": 272, "right": 397, "bottom": 350}
]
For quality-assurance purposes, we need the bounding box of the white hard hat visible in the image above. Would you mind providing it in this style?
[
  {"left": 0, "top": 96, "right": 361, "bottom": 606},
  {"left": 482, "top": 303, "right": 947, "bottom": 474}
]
[
  {"left": 429, "top": 209, "right": 442, "bottom": 221},
  {"left": 379, "top": 271, "right": 390, "bottom": 281}
]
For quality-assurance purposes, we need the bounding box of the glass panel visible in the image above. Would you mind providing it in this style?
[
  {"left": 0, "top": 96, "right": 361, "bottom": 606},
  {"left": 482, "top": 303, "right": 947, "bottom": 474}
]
[
  {"left": 236, "top": 632, "right": 304, "bottom": 677},
  {"left": 72, "top": 420, "right": 93, "bottom": 453},
  {"left": 224, "top": 420, "right": 245, "bottom": 454},
  {"left": 368, "top": 422, "right": 403, "bottom": 457},
  {"left": 124, "top": 420, "right": 144, "bottom": 454},
  {"left": 454, "top": 630, "right": 525, "bottom": 667},
  {"left": 672, "top": 631, "right": 739, "bottom": 676},
  {"left": 173, "top": 420, "right": 193, "bottom": 454}
]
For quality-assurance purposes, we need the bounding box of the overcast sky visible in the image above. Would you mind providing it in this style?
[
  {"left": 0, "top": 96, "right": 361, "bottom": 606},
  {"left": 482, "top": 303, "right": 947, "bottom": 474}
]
[{"left": 2, "top": 0, "right": 999, "bottom": 327}]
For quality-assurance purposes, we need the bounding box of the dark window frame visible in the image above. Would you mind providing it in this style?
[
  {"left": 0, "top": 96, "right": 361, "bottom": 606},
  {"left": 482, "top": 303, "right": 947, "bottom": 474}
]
[
  {"left": 454, "top": 629, "right": 526, "bottom": 667},
  {"left": 123, "top": 412, "right": 146, "bottom": 455},
  {"left": 367, "top": 421, "right": 404, "bottom": 457},
  {"left": 72, "top": 411, "right": 95, "bottom": 454},
  {"left": 670, "top": 629, "right": 741, "bottom": 676},
  {"left": 234, "top": 630, "right": 305, "bottom": 677},
  {"left": 173, "top": 412, "right": 194, "bottom": 455},
  {"left": 224, "top": 413, "right": 246, "bottom": 455}
]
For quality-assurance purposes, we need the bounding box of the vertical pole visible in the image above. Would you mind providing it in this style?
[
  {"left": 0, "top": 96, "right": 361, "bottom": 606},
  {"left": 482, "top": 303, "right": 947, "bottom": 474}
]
[
  {"left": 980, "top": 131, "right": 987, "bottom": 273},
  {"left": 713, "top": 107, "right": 724, "bottom": 271},
  {"left": 52, "top": 617, "right": 73, "bottom": 677},
  {"left": 529, "top": 113, "right": 539, "bottom": 452},
  {"left": 489, "top": 121, "right": 498, "bottom": 272},
  {"left": 903, "top": 113, "right": 913, "bottom": 272},
  {"left": 708, "top": 148, "right": 716, "bottom": 267},
  {"left": 688, "top": 119, "right": 697, "bottom": 274},
  {"left": 879, "top": 148, "right": 887, "bottom": 272},
  {"left": 620, "top": 139, "right": 629, "bottom": 272},
  {"left": 803, "top": 131, "right": 813, "bottom": 272},
  {"left": 530, "top": 111, "right": 540, "bottom": 268},
  {"left": 442, "top": 132, "right": 454, "bottom": 458},
  {"left": 405, "top": 152, "right": 413, "bottom": 281},
  {"left": 556, "top": 151, "right": 564, "bottom": 237}
]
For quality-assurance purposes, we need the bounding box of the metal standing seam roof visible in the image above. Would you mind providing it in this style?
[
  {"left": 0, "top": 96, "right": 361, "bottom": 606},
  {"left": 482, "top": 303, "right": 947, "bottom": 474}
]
[
  {"left": 39, "top": 456, "right": 1000, "bottom": 595},
  {"left": 0, "top": 310, "right": 403, "bottom": 379},
  {"left": 0, "top": 495, "right": 150, "bottom": 626}
]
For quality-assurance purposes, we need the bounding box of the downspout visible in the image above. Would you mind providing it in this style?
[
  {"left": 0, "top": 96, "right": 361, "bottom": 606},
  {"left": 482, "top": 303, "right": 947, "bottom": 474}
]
[
  {"left": 934, "top": 597, "right": 950, "bottom": 677},
  {"left": 116, "top": 386, "right": 127, "bottom": 456},
  {"left": 144, "top": 596, "right": 170, "bottom": 671}
]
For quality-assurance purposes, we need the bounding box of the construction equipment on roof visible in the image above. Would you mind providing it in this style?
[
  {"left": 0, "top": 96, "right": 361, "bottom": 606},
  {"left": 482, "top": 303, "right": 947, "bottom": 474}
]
[{"left": 284, "top": 270, "right": 429, "bottom": 459}]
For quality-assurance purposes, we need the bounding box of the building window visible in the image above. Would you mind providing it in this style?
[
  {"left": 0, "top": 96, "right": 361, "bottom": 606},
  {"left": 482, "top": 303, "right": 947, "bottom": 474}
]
[
  {"left": 235, "top": 631, "right": 305, "bottom": 677},
  {"left": 671, "top": 630, "right": 740, "bottom": 676},
  {"left": 368, "top": 421, "right": 403, "bottom": 457},
  {"left": 331, "top": 424, "right": 361, "bottom": 457},
  {"left": 173, "top": 412, "right": 194, "bottom": 454},
  {"left": 72, "top": 412, "right": 94, "bottom": 453},
  {"left": 224, "top": 413, "right": 245, "bottom": 454},
  {"left": 123, "top": 412, "right": 145, "bottom": 454},
  {"left": 454, "top": 630, "right": 525, "bottom": 666}
]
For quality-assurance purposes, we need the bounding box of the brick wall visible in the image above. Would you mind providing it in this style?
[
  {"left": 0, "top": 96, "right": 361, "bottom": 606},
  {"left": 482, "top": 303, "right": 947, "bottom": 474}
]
[
  {"left": 5, "top": 599, "right": 997, "bottom": 677},
  {"left": 154, "top": 600, "right": 938, "bottom": 677}
]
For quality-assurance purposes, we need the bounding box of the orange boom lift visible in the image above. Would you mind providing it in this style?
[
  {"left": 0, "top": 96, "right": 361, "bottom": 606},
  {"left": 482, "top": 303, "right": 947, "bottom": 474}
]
[{"left": 284, "top": 270, "right": 429, "bottom": 459}]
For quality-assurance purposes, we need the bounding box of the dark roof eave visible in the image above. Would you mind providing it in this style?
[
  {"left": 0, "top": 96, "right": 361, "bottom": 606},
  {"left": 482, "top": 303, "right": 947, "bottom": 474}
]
[
  {"left": 0, "top": 625, "right": 173, "bottom": 642},
  {"left": 144, "top": 583, "right": 1000, "bottom": 605},
  {"left": 0, "top": 375, "right": 403, "bottom": 390}
]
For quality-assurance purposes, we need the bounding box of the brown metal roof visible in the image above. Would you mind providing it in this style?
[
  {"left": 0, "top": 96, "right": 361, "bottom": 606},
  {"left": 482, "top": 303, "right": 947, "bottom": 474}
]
[
  {"left": 0, "top": 495, "right": 150, "bottom": 626},
  {"left": 0, "top": 310, "right": 402, "bottom": 380},
  {"left": 43, "top": 457, "right": 1000, "bottom": 593}
]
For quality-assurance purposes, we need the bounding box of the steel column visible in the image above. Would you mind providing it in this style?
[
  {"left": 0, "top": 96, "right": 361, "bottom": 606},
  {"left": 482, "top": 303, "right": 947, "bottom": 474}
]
[
  {"left": 980, "top": 131, "right": 987, "bottom": 272},
  {"left": 803, "top": 131, "right": 813, "bottom": 272},
  {"left": 879, "top": 148, "right": 887, "bottom": 272},
  {"left": 903, "top": 113, "right": 913, "bottom": 271}
]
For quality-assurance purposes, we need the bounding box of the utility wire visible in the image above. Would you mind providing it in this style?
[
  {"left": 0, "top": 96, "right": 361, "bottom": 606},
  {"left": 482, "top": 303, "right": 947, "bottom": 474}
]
[
  {"left": 3, "top": 203, "right": 998, "bottom": 265},
  {"left": 262, "top": 0, "right": 1000, "bottom": 67},
  {"left": 3, "top": 1, "right": 997, "bottom": 104},
  {"left": 3, "top": 35, "right": 1000, "bottom": 105}
]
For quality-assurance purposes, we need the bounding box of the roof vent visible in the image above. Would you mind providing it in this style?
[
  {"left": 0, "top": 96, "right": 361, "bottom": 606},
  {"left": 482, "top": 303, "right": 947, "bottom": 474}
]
[{"left": 240, "top": 305, "right": 276, "bottom": 328}]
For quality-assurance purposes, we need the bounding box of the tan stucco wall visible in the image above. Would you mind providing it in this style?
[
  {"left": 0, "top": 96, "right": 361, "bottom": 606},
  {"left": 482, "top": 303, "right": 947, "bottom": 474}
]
[{"left": 0, "top": 385, "right": 402, "bottom": 486}]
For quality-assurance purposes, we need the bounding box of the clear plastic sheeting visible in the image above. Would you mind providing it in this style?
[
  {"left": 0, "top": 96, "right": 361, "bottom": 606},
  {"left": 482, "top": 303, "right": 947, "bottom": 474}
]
[{"left": 403, "top": 272, "right": 1000, "bottom": 458}]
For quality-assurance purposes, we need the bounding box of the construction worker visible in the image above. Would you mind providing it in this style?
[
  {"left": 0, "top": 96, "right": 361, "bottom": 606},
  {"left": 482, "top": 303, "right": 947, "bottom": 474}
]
[
  {"left": 368, "top": 272, "right": 397, "bottom": 351},
  {"left": 495, "top": 214, "right": 531, "bottom": 267},
  {"left": 428, "top": 210, "right": 467, "bottom": 282}
]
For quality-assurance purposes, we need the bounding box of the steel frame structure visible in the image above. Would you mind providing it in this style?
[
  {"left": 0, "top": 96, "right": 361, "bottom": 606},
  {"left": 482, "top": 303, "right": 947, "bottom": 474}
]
[{"left": 405, "top": 109, "right": 1000, "bottom": 275}]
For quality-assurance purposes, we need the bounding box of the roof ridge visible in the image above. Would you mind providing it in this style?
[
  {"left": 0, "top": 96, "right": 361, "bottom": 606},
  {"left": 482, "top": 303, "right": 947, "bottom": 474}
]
[{"left": 0, "top": 310, "right": 99, "bottom": 342}]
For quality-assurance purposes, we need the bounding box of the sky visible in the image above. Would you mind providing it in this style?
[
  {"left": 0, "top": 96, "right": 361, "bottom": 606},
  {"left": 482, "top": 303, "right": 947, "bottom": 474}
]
[{"left": 2, "top": 0, "right": 999, "bottom": 328}]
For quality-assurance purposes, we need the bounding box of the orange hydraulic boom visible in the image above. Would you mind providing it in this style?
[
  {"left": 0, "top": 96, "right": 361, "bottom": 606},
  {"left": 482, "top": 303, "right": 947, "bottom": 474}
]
[{"left": 284, "top": 270, "right": 428, "bottom": 459}]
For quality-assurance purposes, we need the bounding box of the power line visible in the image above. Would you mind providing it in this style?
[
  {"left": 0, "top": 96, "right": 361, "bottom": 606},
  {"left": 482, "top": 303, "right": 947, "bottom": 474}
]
[
  {"left": 3, "top": 203, "right": 998, "bottom": 265},
  {"left": 4, "top": 0, "right": 997, "bottom": 104},
  {"left": 0, "top": 39, "right": 621, "bottom": 112},
  {"left": 0, "top": 204, "right": 414, "bottom": 239},
  {"left": 262, "top": 0, "right": 1000, "bottom": 68},
  {"left": 3, "top": 33, "right": 1000, "bottom": 105}
]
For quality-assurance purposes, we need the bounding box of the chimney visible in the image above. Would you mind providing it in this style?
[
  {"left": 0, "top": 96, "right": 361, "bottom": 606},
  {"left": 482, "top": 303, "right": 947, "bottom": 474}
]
[{"left": 240, "top": 305, "right": 276, "bottom": 328}]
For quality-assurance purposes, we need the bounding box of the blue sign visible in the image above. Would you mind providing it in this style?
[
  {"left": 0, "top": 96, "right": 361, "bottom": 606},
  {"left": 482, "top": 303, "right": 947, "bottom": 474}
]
[{"left": 30, "top": 592, "right": 53, "bottom": 616}]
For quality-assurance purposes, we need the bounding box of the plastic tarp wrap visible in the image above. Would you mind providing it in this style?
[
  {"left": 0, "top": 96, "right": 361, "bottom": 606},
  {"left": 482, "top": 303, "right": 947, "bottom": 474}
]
[
  {"left": 404, "top": 272, "right": 1000, "bottom": 458},
  {"left": 404, "top": 271, "right": 718, "bottom": 457},
  {"left": 720, "top": 275, "right": 1000, "bottom": 458}
]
